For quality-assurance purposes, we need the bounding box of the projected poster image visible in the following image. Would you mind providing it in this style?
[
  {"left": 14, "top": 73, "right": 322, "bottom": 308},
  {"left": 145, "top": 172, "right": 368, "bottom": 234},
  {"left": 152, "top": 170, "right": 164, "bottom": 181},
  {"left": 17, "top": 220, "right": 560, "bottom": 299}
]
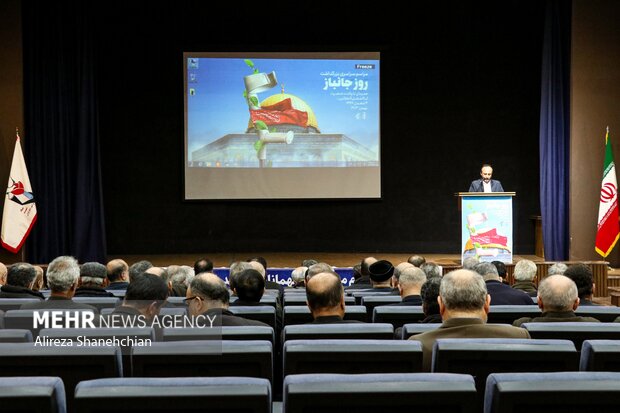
[{"left": 184, "top": 52, "right": 381, "bottom": 200}]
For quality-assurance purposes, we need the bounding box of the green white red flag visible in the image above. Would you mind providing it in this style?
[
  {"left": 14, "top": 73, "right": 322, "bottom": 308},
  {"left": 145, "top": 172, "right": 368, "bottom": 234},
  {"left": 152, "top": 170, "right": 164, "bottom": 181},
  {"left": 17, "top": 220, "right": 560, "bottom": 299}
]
[{"left": 595, "top": 127, "right": 620, "bottom": 257}]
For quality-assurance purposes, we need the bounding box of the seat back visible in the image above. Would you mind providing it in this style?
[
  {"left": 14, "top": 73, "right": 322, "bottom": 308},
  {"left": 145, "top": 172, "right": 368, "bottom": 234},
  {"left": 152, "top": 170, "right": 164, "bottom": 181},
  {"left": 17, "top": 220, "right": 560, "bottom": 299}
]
[
  {"left": 74, "top": 377, "right": 271, "bottom": 413},
  {"left": 485, "top": 372, "right": 620, "bottom": 413},
  {"left": 486, "top": 305, "right": 541, "bottom": 324},
  {"left": 0, "top": 376, "right": 66, "bottom": 413},
  {"left": 401, "top": 323, "right": 442, "bottom": 339},
  {"left": 523, "top": 322, "right": 620, "bottom": 350},
  {"left": 283, "top": 295, "right": 354, "bottom": 306},
  {"left": 0, "top": 298, "right": 41, "bottom": 311},
  {"left": 284, "top": 373, "right": 477, "bottom": 413},
  {"left": 0, "top": 328, "right": 33, "bottom": 343},
  {"left": 283, "top": 306, "right": 366, "bottom": 326},
  {"left": 372, "top": 306, "right": 425, "bottom": 328},
  {"left": 228, "top": 306, "right": 276, "bottom": 329},
  {"left": 580, "top": 340, "right": 620, "bottom": 371},
  {"left": 162, "top": 326, "right": 275, "bottom": 345},
  {"left": 361, "top": 295, "right": 402, "bottom": 320},
  {"left": 575, "top": 306, "right": 620, "bottom": 322},
  {"left": 283, "top": 339, "right": 423, "bottom": 378},
  {"left": 282, "top": 323, "right": 394, "bottom": 342},
  {"left": 131, "top": 340, "right": 273, "bottom": 383},
  {"left": 72, "top": 297, "right": 120, "bottom": 311}
]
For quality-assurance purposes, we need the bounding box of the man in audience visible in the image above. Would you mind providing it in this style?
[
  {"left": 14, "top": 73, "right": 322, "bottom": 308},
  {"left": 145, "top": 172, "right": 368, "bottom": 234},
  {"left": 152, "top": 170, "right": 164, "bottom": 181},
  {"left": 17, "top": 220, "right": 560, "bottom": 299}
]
[
  {"left": 420, "top": 262, "right": 442, "bottom": 279},
  {"left": 0, "top": 262, "right": 44, "bottom": 299},
  {"left": 193, "top": 257, "right": 213, "bottom": 275},
  {"left": 0, "top": 262, "right": 7, "bottom": 286},
  {"left": 462, "top": 257, "right": 479, "bottom": 270},
  {"left": 475, "top": 262, "right": 533, "bottom": 305},
  {"left": 75, "top": 262, "right": 115, "bottom": 297},
  {"left": 368, "top": 260, "right": 396, "bottom": 292},
  {"left": 513, "top": 275, "right": 600, "bottom": 326},
  {"left": 390, "top": 267, "right": 426, "bottom": 305},
  {"left": 290, "top": 266, "right": 307, "bottom": 288},
  {"left": 301, "top": 259, "right": 318, "bottom": 268},
  {"left": 167, "top": 265, "right": 194, "bottom": 297},
  {"left": 230, "top": 269, "right": 265, "bottom": 306},
  {"left": 129, "top": 260, "right": 153, "bottom": 282},
  {"left": 512, "top": 259, "right": 538, "bottom": 296},
  {"left": 106, "top": 259, "right": 130, "bottom": 290},
  {"left": 145, "top": 266, "right": 167, "bottom": 278},
  {"left": 110, "top": 272, "right": 169, "bottom": 324},
  {"left": 229, "top": 261, "right": 253, "bottom": 292},
  {"left": 409, "top": 269, "right": 530, "bottom": 371},
  {"left": 407, "top": 255, "right": 426, "bottom": 267},
  {"left": 32, "top": 265, "right": 45, "bottom": 291},
  {"left": 548, "top": 262, "right": 568, "bottom": 276},
  {"left": 492, "top": 260, "right": 508, "bottom": 284},
  {"left": 20, "top": 256, "right": 97, "bottom": 311},
  {"left": 248, "top": 259, "right": 282, "bottom": 291},
  {"left": 306, "top": 272, "right": 363, "bottom": 324},
  {"left": 391, "top": 262, "right": 414, "bottom": 290},
  {"left": 186, "top": 273, "right": 269, "bottom": 326},
  {"left": 420, "top": 277, "right": 442, "bottom": 323},
  {"left": 306, "top": 262, "right": 337, "bottom": 283},
  {"left": 346, "top": 257, "right": 376, "bottom": 289},
  {"left": 564, "top": 263, "right": 598, "bottom": 306}
]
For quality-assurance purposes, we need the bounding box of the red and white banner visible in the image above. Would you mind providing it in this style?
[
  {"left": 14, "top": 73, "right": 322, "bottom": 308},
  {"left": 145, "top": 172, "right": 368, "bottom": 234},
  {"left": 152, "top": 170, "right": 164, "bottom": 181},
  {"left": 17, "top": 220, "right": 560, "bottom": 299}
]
[
  {"left": 1, "top": 132, "right": 37, "bottom": 253},
  {"left": 595, "top": 128, "right": 619, "bottom": 257}
]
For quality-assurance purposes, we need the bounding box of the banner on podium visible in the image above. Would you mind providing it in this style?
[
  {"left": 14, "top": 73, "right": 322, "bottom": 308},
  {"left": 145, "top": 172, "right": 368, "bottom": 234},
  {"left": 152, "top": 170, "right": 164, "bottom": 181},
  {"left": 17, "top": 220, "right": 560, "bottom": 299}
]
[{"left": 461, "top": 195, "right": 513, "bottom": 263}]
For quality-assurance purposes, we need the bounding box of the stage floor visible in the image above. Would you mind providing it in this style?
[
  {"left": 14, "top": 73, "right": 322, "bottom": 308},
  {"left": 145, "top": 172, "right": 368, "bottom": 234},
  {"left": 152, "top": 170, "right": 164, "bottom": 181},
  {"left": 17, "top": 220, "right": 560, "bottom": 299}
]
[{"left": 107, "top": 253, "right": 545, "bottom": 268}]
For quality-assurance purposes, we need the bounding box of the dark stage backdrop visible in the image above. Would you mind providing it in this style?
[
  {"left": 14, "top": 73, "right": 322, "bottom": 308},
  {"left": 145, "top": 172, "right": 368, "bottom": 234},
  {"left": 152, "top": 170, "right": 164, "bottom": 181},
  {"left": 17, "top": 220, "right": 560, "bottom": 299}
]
[{"left": 94, "top": 1, "right": 544, "bottom": 255}]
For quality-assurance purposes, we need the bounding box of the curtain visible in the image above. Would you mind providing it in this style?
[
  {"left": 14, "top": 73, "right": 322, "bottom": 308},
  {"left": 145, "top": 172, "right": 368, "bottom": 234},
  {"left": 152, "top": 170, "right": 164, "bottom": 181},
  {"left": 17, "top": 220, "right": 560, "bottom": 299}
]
[
  {"left": 22, "top": 1, "right": 106, "bottom": 263},
  {"left": 539, "top": 0, "right": 571, "bottom": 261}
]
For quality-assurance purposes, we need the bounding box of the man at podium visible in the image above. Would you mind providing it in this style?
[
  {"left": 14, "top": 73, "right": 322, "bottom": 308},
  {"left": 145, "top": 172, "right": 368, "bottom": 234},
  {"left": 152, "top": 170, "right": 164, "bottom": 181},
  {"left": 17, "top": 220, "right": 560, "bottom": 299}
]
[{"left": 469, "top": 164, "right": 504, "bottom": 192}]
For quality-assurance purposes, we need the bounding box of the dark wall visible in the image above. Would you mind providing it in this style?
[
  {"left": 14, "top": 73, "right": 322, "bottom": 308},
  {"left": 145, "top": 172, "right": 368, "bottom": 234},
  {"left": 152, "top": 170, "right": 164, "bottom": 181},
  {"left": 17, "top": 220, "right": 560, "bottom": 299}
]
[{"left": 95, "top": 1, "right": 544, "bottom": 255}]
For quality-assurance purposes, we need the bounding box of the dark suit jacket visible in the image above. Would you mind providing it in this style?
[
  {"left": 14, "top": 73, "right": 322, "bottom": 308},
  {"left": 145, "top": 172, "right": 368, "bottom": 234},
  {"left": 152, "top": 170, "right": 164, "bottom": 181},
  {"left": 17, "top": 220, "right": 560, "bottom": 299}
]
[
  {"left": 201, "top": 308, "right": 270, "bottom": 327},
  {"left": 0, "top": 285, "right": 44, "bottom": 300},
  {"left": 409, "top": 317, "right": 530, "bottom": 371},
  {"left": 309, "top": 315, "right": 365, "bottom": 324},
  {"left": 389, "top": 295, "right": 422, "bottom": 306},
  {"left": 486, "top": 280, "right": 534, "bottom": 305},
  {"left": 469, "top": 179, "right": 504, "bottom": 192},
  {"left": 106, "top": 282, "right": 129, "bottom": 290},
  {"left": 74, "top": 286, "right": 115, "bottom": 297},
  {"left": 513, "top": 311, "right": 601, "bottom": 327}
]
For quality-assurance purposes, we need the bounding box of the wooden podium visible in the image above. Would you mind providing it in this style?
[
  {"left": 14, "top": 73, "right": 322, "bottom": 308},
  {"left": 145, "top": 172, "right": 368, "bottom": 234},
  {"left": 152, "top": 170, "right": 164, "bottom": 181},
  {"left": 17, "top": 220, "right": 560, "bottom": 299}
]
[{"left": 456, "top": 192, "right": 516, "bottom": 264}]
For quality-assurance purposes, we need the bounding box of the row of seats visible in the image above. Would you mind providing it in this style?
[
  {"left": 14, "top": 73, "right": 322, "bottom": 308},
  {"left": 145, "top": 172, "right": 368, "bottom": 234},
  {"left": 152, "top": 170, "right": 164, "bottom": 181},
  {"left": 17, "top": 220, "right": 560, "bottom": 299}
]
[{"left": 4, "top": 372, "right": 620, "bottom": 413}]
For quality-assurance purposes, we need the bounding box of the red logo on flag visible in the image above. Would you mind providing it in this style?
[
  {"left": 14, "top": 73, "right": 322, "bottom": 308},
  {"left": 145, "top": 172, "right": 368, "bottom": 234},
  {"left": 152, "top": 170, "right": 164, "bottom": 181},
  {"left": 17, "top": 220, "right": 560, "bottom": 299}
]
[{"left": 600, "top": 182, "right": 617, "bottom": 203}]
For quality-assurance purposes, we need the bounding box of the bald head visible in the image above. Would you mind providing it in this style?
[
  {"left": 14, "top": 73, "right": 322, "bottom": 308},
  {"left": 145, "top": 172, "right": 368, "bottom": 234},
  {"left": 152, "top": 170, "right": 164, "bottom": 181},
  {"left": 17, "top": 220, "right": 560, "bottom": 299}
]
[
  {"left": 440, "top": 269, "right": 489, "bottom": 312},
  {"left": 538, "top": 275, "right": 579, "bottom": 312},
  {"left": 186, "top": 273, "right": 230, "bottom": 316},
  {"left": 306, "top": 272, "right": 344, "bottom": 316},
  {"left": 106, "top": 259, "right": 128, "bottom": 283}
]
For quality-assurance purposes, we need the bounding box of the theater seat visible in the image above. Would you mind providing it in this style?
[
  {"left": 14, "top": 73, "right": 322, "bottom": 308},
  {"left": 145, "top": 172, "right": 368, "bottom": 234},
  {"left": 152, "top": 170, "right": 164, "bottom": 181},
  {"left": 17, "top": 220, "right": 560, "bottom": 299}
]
[
  {"left": 162, "top": 326, "right": 275, "bottom": 345},
  {"left": 74, "top": 377, "right": 271, "bottom": 413},
  {"left": 580, "top": 339, "right": 620, "bottom": 371},
  {"left": 486, "top": 305, "right": 541, "bottom": 324},
  {"left": 484, "top": 372, "right": 620, "bottom": 413},
  {"left": 372, "top": 306, "right": 425, "bottom": 328},
  {"left": 0, "top": 328, "right": 33, "bottom": 343},
  {"left": 72, "top": 297, "right": 120, "bottom": 311},
  {"left": 400, "top": 323, "right": 442, "bottom": 339},
  {"left": 522, "top": 322, "right": 620, "bottom": 350},
  {"left": 281, "top": 323, "right": 394, "bottom": 342},
  {"left": 228, "top": 306, "right": 277, "bottom": 329},
  {"left": 0, "top": 298, "right": 41, "bottom": 312},
  {"left": 283, "top": 373, "right": 477, "bottom": 413},
  {"left": 131, "top": 340, "right": 273, "bottom": 383},
  {"left": 283, "top": 305, "right": 366, "bottom": 326},
  {"left": 0, "top": 376, "right": 66, "bottom": 413},
  {"left": 283, "top": 339, "right": 423, "bottom": 378}
]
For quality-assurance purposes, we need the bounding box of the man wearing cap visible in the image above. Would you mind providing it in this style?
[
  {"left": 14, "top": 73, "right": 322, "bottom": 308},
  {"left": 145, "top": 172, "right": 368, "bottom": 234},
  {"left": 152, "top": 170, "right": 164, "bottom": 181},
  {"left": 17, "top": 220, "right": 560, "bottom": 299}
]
[
  {"left": 368, "top": 260, "right": 398, "bottom": 293},
  {"left": 75, "top": 262, "right": 115, "bottom": 297}
]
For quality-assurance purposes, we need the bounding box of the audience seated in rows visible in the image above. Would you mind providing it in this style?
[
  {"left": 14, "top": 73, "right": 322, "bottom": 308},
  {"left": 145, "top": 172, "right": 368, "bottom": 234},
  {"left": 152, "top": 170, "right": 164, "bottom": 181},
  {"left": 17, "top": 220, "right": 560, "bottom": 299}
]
[
  {"left": 512, "top": 259, "right": 538, "bottom": 296},
  {"left": 475, "top": 262, "right": 533, "bottom": 305},
  {"left": 20, "top": 256, "right": 97, "bottom": 311},
  {"left": 75, "top": 262, "right": 114, "bottom": 297},
  {"left": 306, "top": 272, "right": 363, "bottom": 324},
  {"left": 409, "top": 269, "right": 530, "bottom": 371},
  {"left": 0, "top": 262, "right": 44, "bottom": 299},
  {"left": 110, "top": 272, "right": 169, "bottom": 325},
  {"left": 513, "top": 274, "right": 600, "bottom": 326},
  {"left": 106, "top": 259, "right": 129, "bottom": 290}
]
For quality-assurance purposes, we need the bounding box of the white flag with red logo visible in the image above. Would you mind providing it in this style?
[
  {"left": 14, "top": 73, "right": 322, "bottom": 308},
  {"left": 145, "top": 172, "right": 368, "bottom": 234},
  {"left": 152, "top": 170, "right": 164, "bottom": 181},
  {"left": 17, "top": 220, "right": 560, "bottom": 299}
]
[
  {"left": 595, "top": 127, "right": 620, "bottom": 257},
  {"left": 1, "top": 132, "right": 37, "bottom": 253}
]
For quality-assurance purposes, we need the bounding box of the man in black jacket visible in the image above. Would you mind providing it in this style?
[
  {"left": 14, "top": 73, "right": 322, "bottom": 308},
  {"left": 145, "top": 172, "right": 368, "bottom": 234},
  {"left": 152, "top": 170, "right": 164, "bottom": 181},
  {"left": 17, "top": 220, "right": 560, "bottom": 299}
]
[{"left": 0, "top": 262, "right": 44, "bottom": 300}]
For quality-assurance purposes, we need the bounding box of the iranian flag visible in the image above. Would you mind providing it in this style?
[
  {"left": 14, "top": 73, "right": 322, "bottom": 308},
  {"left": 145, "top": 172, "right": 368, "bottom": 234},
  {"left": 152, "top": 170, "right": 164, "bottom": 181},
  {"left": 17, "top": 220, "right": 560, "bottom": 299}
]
[{"left": 595, "top": 127, "right": 620, "bottom": 257}]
